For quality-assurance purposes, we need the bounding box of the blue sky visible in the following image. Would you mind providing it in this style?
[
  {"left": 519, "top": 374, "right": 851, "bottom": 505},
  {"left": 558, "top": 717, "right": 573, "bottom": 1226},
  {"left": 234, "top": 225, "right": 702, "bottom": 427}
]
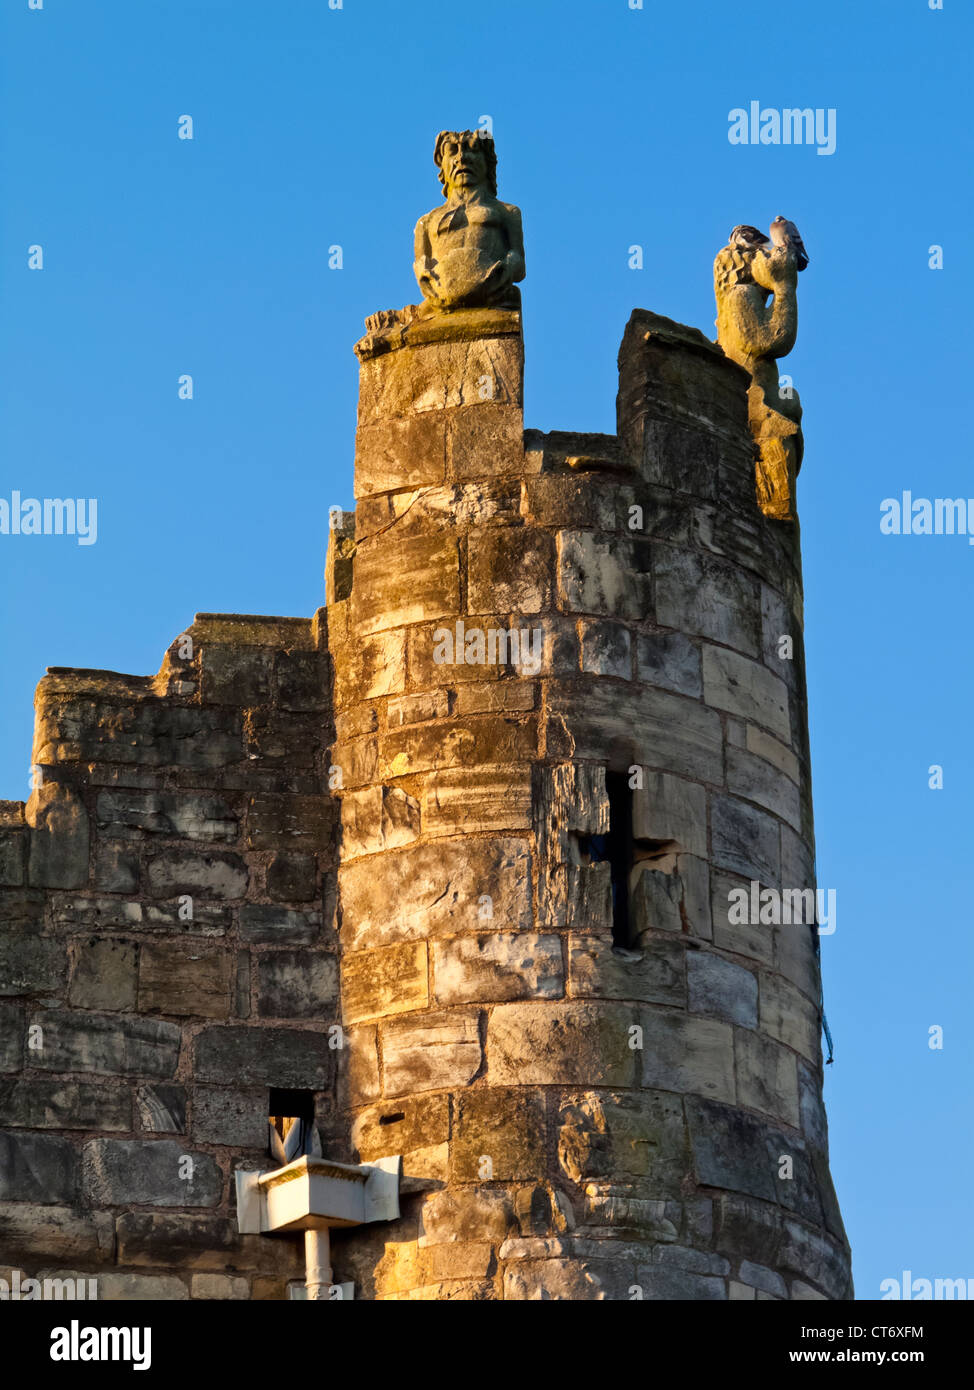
[{"left": 1, "top": 0, "right": 971, "bottom": 1298}]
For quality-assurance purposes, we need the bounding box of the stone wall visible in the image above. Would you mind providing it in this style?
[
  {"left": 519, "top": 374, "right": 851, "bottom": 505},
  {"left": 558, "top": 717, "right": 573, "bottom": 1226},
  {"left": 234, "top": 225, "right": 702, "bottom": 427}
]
[
  {"left": 0, "top": 304, "right": 851, "bottom": 1300},
  {"left": 0, "top": 614, "right": 337, "bottom": 1298}
]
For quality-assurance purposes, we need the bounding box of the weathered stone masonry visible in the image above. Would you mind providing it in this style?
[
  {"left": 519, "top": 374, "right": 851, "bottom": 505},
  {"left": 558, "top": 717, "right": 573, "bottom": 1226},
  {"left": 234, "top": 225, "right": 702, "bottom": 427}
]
[{"left": 0, "top": 303, "right": 851, "bottom": 1300}]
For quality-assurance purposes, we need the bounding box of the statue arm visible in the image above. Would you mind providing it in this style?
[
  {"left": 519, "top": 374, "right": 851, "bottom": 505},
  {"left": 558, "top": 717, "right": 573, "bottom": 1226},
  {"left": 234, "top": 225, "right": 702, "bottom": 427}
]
[
  {"left": 413, "top": 215, "right": 442, "bottom": 303},
  {"left": 504, "top": 204, "right": 526, "bottom": 284}
]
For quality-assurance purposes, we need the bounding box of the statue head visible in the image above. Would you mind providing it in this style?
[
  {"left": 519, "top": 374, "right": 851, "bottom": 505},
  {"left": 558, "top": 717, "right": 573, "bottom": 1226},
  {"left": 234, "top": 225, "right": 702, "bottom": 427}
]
[{"left": 434, "top": 129, "right": 498, "bottom": 199}]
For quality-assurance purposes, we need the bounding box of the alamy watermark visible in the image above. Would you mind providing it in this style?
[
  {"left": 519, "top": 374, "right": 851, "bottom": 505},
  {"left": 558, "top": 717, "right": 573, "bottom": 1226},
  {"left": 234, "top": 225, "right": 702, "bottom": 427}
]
[
  {"left": 0, "top": 492, "right": 98, "bottom": 545},
  {"left": 728, "top": 102, "right": 836, "bottom": 157},
  {"left": 880, "top": 1270, "right": 973, "bottom": 1300},
  {"left": 880, "top": 493, "right": 974, "bottom": 543},
  {"left": 726, "top": 880, "right": 837, "bottom": 935},
  {"left": 1, "top": 1271, "right": 98, "bottom": 1300},
  {"left": 433, "top": 620, "right": 543, "bottom": 676}
]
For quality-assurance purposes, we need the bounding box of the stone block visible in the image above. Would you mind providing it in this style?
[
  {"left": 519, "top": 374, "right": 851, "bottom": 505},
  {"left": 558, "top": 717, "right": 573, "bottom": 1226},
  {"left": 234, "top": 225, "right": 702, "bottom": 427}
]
[
  {"left": 711, "top": 795, "right": 781, "bottom": 884},
  {"left": 356, "top": 335, "right": 523, "bottom": 425},
  {"left": 0, "top": 1131, "right": 78, "bottom": 1203},
  {"left": 93, "top": 842, "right": 139, "bottom": 892},
  {"left": 192, "top": 1087, "right": 267, "bottom": 1148},
  {"left": 256, "top": 950, "right": 339, "bottom": 1019},
  {"left": 0, "top": 826, "right": 26, "bottom": 886},
  {"left": 467, "top": 528, "right": 554, "bottom": 615},
  {"left": 639, "top": 1010, "right": 735, "bottom": 1104},
  {"left": 342, "top": 941, "right": 428, "bottom": 1024},
  {"left": 97, "top": 1273, "right": 190, "bottom": 1301},
  {"left": 0, "top": 1078, "right": 131, "bottom": 1131},
  {"left": 777, "top": 1219, "right": 851, "bottom": 1299},
  {"left": 702, "top": 645, "right": 791, "bottom": 743},
  {"left": 82, "top": 1138, "right": 222, "bottom": 1207},
  {"left": 452, "top": 1089, "right": 546, "bottom": 1182},
  {"left": 386, "top": 690, "right": 450, "bottom": 727},
  {"left": 265, "top": 851, "right": 317, "bottom": 901},
  {"left": 687, "top": 1100, "right": 779, "bottom": 1204},
  {"left": 344, "top": 1025, "right": 381, "bottom": 1107},
  {"left": 30, "top": 1010, "right": 181, "bottom": 1077},
  {"left": 420, "top": 1187, "right": 514, "bottom": 1246},
  {"left": 727, "top": 747, "right": 801, "bottom": 832},
  {"left": 339, "top": 838, "right": 532, "bottom": 951},
  {"left": 448, "top": 402, "right": 525, "bottom": 479},
  {"left": 381, "top": 1009, "right": 481, "bottom": 1096},
  {"left": 341, "top": 784, "right": 420, "bottom": 859},
  {"left": 138, "top": 941, "right": 232, "bottom": 1017},
  {"left": 333, "top": 628, "right": 406, "bottom": 706},
  {"left": 351, "top": 1093, "right": 449, "bottom": 1162},
  {"left": 351, "top": 534, "right": 460, "bottom": 637},
  {"left": 135, "top": 1083, "right": 187, "bottom": 1133},
  {"left": 246, "top": 794, "right": 334, "bottom": 852},
  {"left": 503, "top": 1259, "right": 629, "bottom": 1301},
  {"left": 238, "top": 905, "right": 321, "bottom": 944},
  {"left": 0, "top": 932, "right": 66, "bottom": 996},
  {"left": 95, "top": 790, "right": 239, "bottom": 842},
  {"left": 739, "top": 1259, "right": 787, "bottom": 1297},
  {"left": 68, "top": 938, "right": 137, "bottom": 1010},
  {"left": 422, "top": 766, "right": 533, "bottom": 836},
  {"left": 635, "top": 1265, "right": 726, "bottom": 1299},
  {"left": 745, "top": 724, "right": 800, "bottom": 784},
  {"left": 556, "top": 531, "right": 647, "bottom": 619},
  {"left": 354, "top": 414, "right": 448, "bottom": 496},
  {"left": 632, "top": 770, "right": 707, "bottom": 858},
  {"left": 568, "top": 933, "right": 685, "bottom": 1007},
  {"left": 146, "top": 851, "right": 248, "bottom": 900},
  {"left": 0, "top": 1204, "right": 115, "bottom": 1266},
  {"left": 687, "top": 950, "right": 757, "bottom": 1028},
  {"left": 773, "top": 921, "right": 821, "bottom": 1000},
  {"left": 579, "top": 619, "right": 632, "bottom": 678},
  {"left": 760, "top": 972, "right": 820, "bottom": 1062},
  {"left": 635, "top": 631, "right": 702, "bottom": 697},
  {"left": 711, "top": 871, "right": 774, "bottom": 964},
  {"left": 191, "top": 1273, "right": 250, "bottom": 1299},
  {"left": 655, "top": 547, "right": 760, "bottom": 656},
  {"left": 735, "top": 1029, "right": 800, "bottom": 1127},
  {"left": 557, "top": 1089, "right": 687, "bottom": 1191},
  {"left": 546, "top": 682, "right": 723, "bottom": 785},
  {"left": 194, "top": 1025, "right": 335, "bottom": 1089},
  {"left": 27, "top": 783, "right": 89, "bottom": 889},
  {"left": 116, "top": 1211, "right": 301, "bottom": 1274},
  {"left": 0, "top": 1000, "right": 25, "bottom": 1071},
  {"left": 489, "top": 1002, "right": 638, "bottom": 1088},
  {"left": 432, "top": 933, "right": 563, "bottom": 1005}
]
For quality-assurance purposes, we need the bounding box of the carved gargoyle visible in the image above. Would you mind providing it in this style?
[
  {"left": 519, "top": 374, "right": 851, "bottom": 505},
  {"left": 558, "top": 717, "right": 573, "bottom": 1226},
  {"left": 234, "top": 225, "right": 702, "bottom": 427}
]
[{"left": 714, "top": 218, "right": 809, "bottom": 521}]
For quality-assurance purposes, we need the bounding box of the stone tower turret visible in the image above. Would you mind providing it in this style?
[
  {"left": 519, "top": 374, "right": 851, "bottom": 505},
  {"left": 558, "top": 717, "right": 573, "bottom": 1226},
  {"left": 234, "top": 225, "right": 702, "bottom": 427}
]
[{"left": 325, "top": 286, "right": 849, "bottom": 1298}]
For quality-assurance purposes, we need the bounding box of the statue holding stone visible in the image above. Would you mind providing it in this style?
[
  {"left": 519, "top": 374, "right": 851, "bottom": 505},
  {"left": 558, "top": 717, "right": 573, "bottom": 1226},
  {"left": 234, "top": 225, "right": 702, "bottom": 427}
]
[
  {"left": 413, "top": 130, "right": 525, "bottom": 313},
  {"left": 714, "top": 217, "right": 809, "bottom": 521},
  {"left": 356, "top": 129, "right": 525, "bottom": 358}
]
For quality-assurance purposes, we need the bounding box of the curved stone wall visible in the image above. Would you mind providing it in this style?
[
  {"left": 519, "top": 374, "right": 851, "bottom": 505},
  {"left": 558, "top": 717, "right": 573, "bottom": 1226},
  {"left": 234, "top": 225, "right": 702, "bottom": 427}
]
[{"left": 329, "top": 307, "right": 851, "bottom": 1301}]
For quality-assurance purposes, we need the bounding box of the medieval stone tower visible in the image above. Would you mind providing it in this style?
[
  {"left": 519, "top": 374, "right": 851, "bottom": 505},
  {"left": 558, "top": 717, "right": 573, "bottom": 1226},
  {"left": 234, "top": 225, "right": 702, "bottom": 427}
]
[{"left": 0, "top": 132, "right": 851, "bottom": 1301}]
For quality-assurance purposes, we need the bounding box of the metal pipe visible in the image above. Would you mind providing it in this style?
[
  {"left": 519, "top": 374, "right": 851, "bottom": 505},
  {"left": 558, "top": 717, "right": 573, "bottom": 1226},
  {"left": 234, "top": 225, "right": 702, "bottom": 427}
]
[{"left": 304, "top": 1227, "right": 333, "bottom": 1300}]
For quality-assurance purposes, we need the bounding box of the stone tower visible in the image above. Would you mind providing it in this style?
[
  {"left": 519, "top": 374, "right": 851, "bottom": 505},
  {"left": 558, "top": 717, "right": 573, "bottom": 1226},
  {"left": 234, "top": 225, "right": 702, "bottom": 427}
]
[{"left": 0, "top": 134, "right": 850, "bottom": 1301}]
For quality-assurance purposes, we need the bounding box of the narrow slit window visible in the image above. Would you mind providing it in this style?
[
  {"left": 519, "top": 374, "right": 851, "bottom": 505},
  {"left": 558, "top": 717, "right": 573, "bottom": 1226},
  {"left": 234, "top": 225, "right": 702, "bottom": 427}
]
[{"left": 578, "top": 770, "right": 634, "bottom": 948}]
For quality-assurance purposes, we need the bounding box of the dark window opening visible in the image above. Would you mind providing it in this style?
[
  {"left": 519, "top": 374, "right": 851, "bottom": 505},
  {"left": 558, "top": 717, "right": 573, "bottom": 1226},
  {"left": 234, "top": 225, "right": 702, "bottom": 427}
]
[
  {"left": 579, "top": 770, "right": 634, "bottom": 948},
  {"left": 268, "top": 1087, "right": 317, "bottom": 1163}
]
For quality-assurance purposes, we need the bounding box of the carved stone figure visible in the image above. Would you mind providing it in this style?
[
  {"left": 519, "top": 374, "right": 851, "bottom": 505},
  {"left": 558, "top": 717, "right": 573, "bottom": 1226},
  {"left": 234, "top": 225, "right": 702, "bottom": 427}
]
[
  {"left": 413, "top": 130, "right": 525, "bottom": 313},
  {"left": 714, "top": 217, "right": 809, "bottom": 520}
]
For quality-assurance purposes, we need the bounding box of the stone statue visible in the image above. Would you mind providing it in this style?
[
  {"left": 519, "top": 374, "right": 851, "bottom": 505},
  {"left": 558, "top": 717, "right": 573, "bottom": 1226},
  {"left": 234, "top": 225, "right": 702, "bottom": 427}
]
[
  {"left": 714, "top": 217, "right": 809, "bottom": 520},
  {"left": 413, "top": 130, "right": 525, "bottom": 313}
]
